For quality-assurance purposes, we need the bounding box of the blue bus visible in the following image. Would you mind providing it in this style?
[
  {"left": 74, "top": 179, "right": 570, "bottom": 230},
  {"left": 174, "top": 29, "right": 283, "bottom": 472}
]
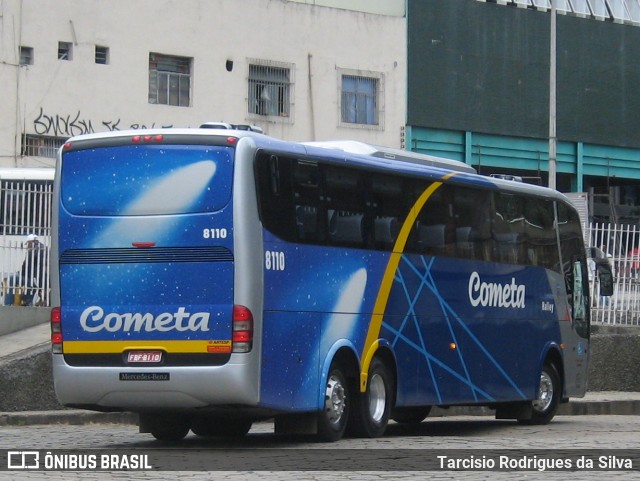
[{"left": 50, "top": 127, "right": 612, "bottom": 441}]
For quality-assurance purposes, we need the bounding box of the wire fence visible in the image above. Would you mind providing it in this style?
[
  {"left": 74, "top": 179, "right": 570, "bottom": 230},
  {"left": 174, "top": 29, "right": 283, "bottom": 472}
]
[
  {"left": 1, "top": 178, "right": 52, "bottom": 307},
  {"left": 1, "top": 239, "right": 50, "bottom": 306},
  {"left": 586, "top": 222, "right": 640, "bottom": 326}
]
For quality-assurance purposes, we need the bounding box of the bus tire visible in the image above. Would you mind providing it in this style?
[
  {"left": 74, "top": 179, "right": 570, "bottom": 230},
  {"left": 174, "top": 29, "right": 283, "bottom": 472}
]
[
  {"left": 350, "top": 357, "right": 393, "bottom": 438},
  {"left": 392, "top": 406, "right": 431, "bottom": 424},
  {"left": 519, "top": 362, "right": 561, "bottom": 425},
  {"left": 149, "top": 415, "right": 190, "bottom": 442},
  {"left": 317, "top": 362, "right": 351, "bottom": 442}
]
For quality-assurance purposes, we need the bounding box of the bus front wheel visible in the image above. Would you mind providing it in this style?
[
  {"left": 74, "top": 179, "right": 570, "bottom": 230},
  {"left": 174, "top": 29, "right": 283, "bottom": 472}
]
[
  {"left": 350, "top": 357, "right": 393, "bottom": 438},
  {"left": 317, "top": 363, "right": 351, "bottom": 442},
  {"left": 519, "top": 362, "right": 561, "bottom": 425}
]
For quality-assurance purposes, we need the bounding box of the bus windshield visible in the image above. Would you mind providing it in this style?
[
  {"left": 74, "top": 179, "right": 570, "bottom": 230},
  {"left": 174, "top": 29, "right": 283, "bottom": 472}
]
[{"left": 61, "top": 144, "right": 234, "bottom": 216}]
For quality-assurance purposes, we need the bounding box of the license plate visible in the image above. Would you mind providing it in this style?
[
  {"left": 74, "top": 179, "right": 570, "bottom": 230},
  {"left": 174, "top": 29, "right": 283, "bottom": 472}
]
[{"left": 127, "top": 351, "right": 163, "bottom": 363}]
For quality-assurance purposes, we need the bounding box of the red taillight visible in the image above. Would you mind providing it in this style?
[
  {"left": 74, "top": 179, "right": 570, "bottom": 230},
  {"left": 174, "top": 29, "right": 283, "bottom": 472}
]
[
  {"left": 51, "top": 307, "right": 63, "bottom": 353},
  {"left": 132, "top": 134, "right": 163, "bottom": 143},
  {"left": 232, "top": 305, "right": 253, "bottom": 353},
  {"left": 132, "top": 242, "right": 156, "bottom": 248}
]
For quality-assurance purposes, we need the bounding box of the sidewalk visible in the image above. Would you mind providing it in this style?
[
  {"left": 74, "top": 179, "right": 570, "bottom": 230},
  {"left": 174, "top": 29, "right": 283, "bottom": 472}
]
[
  {"left": 1, "top": 323, "right": 640, "bottom": 426},
  {"left": 0, "top": 321, "right": 50, "bottom": 358}
]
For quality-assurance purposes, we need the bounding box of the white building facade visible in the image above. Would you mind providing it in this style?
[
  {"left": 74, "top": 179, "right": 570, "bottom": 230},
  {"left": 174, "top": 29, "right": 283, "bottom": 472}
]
[{"left": 0, "top": 0, "right": 406, "bottom": 168}]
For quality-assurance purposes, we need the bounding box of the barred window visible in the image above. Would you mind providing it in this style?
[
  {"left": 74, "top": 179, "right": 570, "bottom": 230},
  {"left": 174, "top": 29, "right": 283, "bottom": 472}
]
[
  {"left": 0, "top": 178, "right": 53, "bottom": 236},
  {"left": 20, "top": 46, "right": 34, "bottom": 66},
  {"left": 148, "top": 53, "right": 192, "bottom": 107},
  {"left": 341, "top": 74, "right": 379, "bottom": 126},
  {"left": 58, "top": 42, "right": 72, "bottom": 61},
  {"left": 248, "top": 61, "right": 293, "bottom": 120},
  {"left": 95, "top": 45, "right": 109, "bottom": 65},
  {"left": 21, "top": 135, "right": 66, "bottom": 158}
]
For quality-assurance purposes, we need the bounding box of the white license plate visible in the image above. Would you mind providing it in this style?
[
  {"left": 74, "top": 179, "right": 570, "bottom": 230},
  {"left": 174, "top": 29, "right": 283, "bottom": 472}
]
[{"left": 127, "top": 351, "right": 163, "bottom": 363}]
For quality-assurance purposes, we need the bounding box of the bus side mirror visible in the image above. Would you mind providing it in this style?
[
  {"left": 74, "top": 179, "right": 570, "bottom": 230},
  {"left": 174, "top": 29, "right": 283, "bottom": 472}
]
[{"left": 597, "top": 263, "right": 614, "bottom": 297}]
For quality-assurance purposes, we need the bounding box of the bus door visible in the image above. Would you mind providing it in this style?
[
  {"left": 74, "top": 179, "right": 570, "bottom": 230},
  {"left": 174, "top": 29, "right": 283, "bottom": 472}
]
[{"left": 557, "top": 202, "right": 591, "bottom": 396}]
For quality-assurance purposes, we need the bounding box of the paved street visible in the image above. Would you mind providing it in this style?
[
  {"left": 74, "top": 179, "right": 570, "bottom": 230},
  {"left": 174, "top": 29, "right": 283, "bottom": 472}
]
[
  {"left": 1, "top": 414, "right": 639, "bottom": 480},
  {"left": 2, "top": 325, "right": 640, "bottom": 480}
]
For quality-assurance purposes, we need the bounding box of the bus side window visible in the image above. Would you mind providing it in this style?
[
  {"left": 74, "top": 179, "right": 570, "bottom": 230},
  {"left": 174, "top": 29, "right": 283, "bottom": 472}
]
[
  {"left": 324, "top": 166, "right": 366, "bottom": 248},
  {"left": 493, "top": 193, "right": 524, "bottom": 264},
  {"left": 415, "top": 184, "right": 455, "bottom": 256},
  {"left": 256, "top": 153, "right": 297, "bottom": 242},
  {"left": 292, "top": 159, "right": 323, "bottom": 243},
  {"left": 453, "top": 187, "right": 492, "bottom": 261},
  {"left": 370, "top": 174, "right": 405, "bottom": 251},
  {"left": 328, "top": 210, "right": 364, "bottom": 245},
  {"left": 374, "top": 216, "right": 399, "bottom": 250},
  {"left": 296, "top": 205, "right": 318, "bottom": 241}
]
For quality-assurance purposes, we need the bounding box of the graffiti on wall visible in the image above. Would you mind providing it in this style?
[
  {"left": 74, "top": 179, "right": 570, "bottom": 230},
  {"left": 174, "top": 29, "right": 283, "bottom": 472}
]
[{"left": 33, "top": 108, "right": 174, "bottom": 137}]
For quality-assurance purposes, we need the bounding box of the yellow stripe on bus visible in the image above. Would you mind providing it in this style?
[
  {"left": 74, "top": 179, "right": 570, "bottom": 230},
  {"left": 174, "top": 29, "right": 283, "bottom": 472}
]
[
  {"left": 62, "top": 339, "right": 231, "bottom": 354},
  {"left": 359, "top": 173, "right": 458, "bottom": 391}
]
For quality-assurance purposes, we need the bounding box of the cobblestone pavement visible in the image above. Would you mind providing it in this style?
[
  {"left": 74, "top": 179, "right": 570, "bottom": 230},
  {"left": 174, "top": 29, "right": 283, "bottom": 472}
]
[{"left": 1, "top": 415, "right": 639, "bottom": 480}]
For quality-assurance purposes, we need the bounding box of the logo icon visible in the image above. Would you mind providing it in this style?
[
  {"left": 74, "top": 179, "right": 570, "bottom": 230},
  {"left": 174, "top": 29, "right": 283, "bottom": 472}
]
[{"left": 7, "top": 451, "right": 39, "bottom": 469}]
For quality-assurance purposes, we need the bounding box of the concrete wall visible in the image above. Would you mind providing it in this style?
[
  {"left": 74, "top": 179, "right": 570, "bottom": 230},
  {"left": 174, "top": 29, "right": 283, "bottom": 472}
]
[
  {"left": 0, "top": 325, "right": 637, "bottom": 412},
  {"left": 0, "top": 0, "right": 406, "bottom": 168},
  {"left": 0, "top": 306, "right": 50, "bottom": 336},
  {"left": 588, "top": 325, "right": 640, "bottom": 391}
]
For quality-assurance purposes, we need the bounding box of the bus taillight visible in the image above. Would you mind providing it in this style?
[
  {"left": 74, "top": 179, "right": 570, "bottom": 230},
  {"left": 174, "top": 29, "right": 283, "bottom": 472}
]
[
  {"left": 51, "top": 307, "right": 63, "bottom": 354},
  {"left": 131, "top": 134, "right": 164, "bottom": 143},
  {"left": 232, "top": 305, "right": 253, "bottom": 353}
]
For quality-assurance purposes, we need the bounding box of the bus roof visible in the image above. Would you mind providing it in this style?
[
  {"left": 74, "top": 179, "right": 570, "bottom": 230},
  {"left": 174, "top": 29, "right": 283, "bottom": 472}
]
[
  {"left": 61, "top": 127, "right": 569, "bottom": 205},
  {"left": 303, "top": 140, "right": 477, "bottom": 174}
]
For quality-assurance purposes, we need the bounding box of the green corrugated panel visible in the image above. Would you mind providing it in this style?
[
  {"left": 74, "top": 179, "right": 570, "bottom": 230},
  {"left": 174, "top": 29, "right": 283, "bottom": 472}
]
[{"left": 409, "top": 126, "right": 640, "bottom": 180}]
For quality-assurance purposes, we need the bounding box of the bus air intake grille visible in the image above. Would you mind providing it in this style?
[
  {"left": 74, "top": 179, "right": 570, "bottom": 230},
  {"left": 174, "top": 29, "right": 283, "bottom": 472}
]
[{"left": 59, "top": 246, "right": 234, "bottom": 264}]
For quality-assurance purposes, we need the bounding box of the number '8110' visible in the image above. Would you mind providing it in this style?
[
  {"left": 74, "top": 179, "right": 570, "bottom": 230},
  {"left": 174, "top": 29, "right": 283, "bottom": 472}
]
[
  {"left": 203, "top": 228, "right": 228, "bottom": 239},
  {"left": 265, "top": 251, "right": 286, "bottom": 271}
]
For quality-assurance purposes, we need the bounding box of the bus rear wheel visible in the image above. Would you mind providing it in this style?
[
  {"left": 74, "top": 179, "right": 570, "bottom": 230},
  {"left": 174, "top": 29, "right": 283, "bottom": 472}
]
[
  {"left": 317, "top": 362, "right": 351, "bottom": 442},
  {"left": 147, "top": 414, "right": 190, "bottom": 442},
  {"left": 519, "top": 362, "right": 560, "bottom": 425},
  {"left": 350, "top": 357, "right": 393, "bottom": 438}
]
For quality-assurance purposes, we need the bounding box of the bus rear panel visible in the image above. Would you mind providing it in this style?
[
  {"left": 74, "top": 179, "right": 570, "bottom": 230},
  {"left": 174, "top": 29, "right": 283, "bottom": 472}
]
[{"left": 52, "top": 133, "right": 263, "bottom": 412}]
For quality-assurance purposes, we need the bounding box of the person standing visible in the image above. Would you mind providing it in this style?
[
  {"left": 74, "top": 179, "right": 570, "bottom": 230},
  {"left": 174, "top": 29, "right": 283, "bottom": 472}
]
[{"left": 20, "top": 234, "right": 48, "bottom": 306}]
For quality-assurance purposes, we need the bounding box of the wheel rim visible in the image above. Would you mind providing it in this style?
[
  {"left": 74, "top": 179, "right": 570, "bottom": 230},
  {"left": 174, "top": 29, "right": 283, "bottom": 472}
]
[
  {"left": 532, "top": 371, "right": 553, "bottom": 413},
  {"left": 325, "top": 374, "right": 346, "bottom": 425},
  {"left": 368, "top": 373, "right": 387, "bottom": 423}
]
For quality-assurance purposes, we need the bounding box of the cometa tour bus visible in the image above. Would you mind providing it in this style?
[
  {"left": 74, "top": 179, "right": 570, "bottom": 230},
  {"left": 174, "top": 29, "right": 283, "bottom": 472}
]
[{"left": 51, "top": 126, "right": 613, "bottom": 442}]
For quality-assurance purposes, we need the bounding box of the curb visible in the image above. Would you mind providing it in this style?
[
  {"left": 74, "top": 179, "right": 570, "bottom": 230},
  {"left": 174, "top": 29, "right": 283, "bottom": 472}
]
[
  {"left": 1, "top": 398, "right": 639, "bottom": 427},
  {"left": 558, "top": 399, "right": 640, "bottom": 416},
  {"left": 0, "top": 410, "right": 138, "bottom": 427}
]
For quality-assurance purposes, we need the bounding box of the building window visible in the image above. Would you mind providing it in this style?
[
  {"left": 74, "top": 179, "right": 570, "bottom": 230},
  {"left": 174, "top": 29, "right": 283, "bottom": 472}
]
[
  {"left": 247, "top": 60, "right": 293, "bottom": 121},
  {"left": 21, "top": 135, "right": 66, "bottom": 158},
  {"left": 148, "top": 53, "right": 191, "bottom": 107},
  {"left": 339, "top": 70, "right": 383, "bottom": 128},
  {"left": 95, "top": 45, "right": 109, "bottom": 65},
  {"left": 58, "top": 42, "right": 72, "bottom": 61},
  {"left": 19, "top": 46, "right": 34, "bottom": 66}
]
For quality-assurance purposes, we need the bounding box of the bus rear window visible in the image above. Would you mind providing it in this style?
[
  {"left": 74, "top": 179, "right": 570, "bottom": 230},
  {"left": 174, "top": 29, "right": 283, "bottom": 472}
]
[{"left": 61, "top": 145, "right": 233, "bottom": 215}]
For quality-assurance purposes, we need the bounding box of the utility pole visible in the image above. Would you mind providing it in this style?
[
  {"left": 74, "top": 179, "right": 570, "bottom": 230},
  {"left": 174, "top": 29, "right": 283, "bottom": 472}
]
[{"left": 549, "top": 0, "right": 557, "bottom": 190}]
